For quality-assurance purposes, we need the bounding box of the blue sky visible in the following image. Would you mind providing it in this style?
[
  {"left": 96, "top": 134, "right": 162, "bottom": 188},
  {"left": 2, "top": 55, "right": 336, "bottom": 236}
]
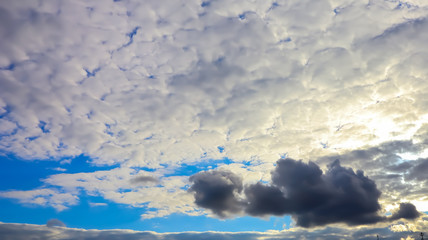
[
  {"left": 0, "top": 154, "right": 291, "bottom": 232},
  {"left": 1, "top": 0, "right": 428, "bottom": 239}
]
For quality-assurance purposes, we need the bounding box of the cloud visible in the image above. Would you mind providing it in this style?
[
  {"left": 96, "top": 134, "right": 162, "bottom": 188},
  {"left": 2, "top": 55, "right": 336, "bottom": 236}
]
[
  {"left": 1, "top": 221, "right": 428, "bottom": 240},
  {"left": 46, "top": 219, "right": 65, "bottom": 227},
  {"left": 190, "top": 158, "right": 420, "bottom": 227},
  {"left": 0, "top": 189, "right": 78, "bottom": 211},
  {"left": 1, "top": 0, "right": 428, "bottom": 222},
  {"left": 0, "top": 0, "right": 427, "bottom": 168},
  {"left": 405, "top": 158, "right": 428, "bottom": 182},
  {"left": 390, "top": 203, "right": 420, "bottom": 221},
  {"left": 189, "top": 170, "right": 244, "bottom": 218},
  {"left": 269, "top": 159, "right": 383, "bottom": 227},
  {"left": 130, "top": 175, "right": 159, "bottom": 184},
  {"left": 313, "top": 139, "right": 428, "bottom": 211}
]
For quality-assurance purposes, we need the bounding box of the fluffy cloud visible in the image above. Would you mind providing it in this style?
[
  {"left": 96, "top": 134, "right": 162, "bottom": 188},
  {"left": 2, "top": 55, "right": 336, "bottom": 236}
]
[
  {"left": 0, "top": 189, "right": 78, "bottom": 211},
  {"left": 1, "top": 0, "right": 428, "bottom": 222},
  {"left": 189, "top": 170, "right": 245, "bottom": 217},
  {"left": 1, "top": 0, "right": 428, "bottom": 166}
]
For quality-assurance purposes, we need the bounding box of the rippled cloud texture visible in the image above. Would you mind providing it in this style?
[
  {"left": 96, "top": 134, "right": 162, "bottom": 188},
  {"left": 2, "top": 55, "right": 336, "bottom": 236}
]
[{"left": 1, "top": 0, "right": 428, "bottom": 238}]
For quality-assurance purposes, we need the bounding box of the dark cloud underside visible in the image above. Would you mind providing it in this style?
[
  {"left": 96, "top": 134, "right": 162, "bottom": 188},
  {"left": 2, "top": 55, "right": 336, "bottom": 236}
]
[
  {"left": 190, "top": 158, "right": 420, "bottom": 227},
  {"left": 189, "top": 170, "right": 244, "bottom": 217}
]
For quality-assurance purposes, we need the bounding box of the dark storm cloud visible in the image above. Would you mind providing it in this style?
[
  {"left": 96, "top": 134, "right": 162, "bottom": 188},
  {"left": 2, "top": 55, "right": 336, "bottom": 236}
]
[
  {"left": 389, "top": 203, "right": 420, "bottom": 221},
  {"left": 189, "top": 158, "right": 420, "bottom": 227},
  {"left": 245, "top": 182, "right": 289, "bottom": 216},
  {"left": 247, "top": 159, "right": 383, "bottom": 227},
  {"left": 188, "top": 170, "right": 244, "bottom": 217}
]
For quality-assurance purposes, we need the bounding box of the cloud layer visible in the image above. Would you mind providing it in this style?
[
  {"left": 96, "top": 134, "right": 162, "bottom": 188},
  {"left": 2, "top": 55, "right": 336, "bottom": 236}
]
[
  {"left": 1, "top": 0, "right": 428, "bottom": 224},
  {"left": 2, "top": 0, "right": 428, "bottom": 166},
  {"left": 2, "top": 220, "right": 428, "bottom": 240}
]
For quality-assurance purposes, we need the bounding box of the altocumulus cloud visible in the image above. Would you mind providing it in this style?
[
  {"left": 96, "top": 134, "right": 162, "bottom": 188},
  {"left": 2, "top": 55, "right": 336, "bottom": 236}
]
[
  {"left": 1, "top": 0, "right": 428, "bottom": 229},
  {"left": 190, "top": 158, "right": 420, "bottom": 227}
]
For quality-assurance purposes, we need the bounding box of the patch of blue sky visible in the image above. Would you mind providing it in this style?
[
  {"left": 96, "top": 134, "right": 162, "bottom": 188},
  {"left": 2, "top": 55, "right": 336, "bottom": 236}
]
[
  {"left": 84, "top": 67, "right": 101, "bottom": 77},
  {"left": 38, "top": 121, "right": 50, "bottom": 133},
  {"left": 333, "top": 7, "right": 341, "bottom": 15},
  {"left": 162, "top": 158, "right": 233, "bottom": 177},
  {"left": 144, "top": 134, "right": 154, "bottom": 140},
  {"left": 279, "top": 37, "right": 292, "bottom": 43},
  {"left": 104, "top": 123, "right": 114, "bottom": 136},
  {"left": 267, "top": 2, "right": 279, "bottom": 12},
  {"left": 59, "top": 155, "right": 119, "bottom": 173},
  {"left": 0, "top": 193, "right": 292, "bottom": 232},
  {"left": 0, "top": 155, "right": 118, "bottom": 191},
  {"left": 0, "top": 156, "right": 56, "bottom": 191},
  {"left": 0, "top": 198, "right": 58, "bottom": 225},
  {"left": 201, "top": 1, "right": 210, "bottom": 7},
  {"left": 0, "top": 194, "right": 143, "bottom": 230},
  {"left": 0, "top": 154, "right": 293, "bottom": 231},
  {"left": 122, "top": 27, "right": 140, "bottom": 48},
  {"left": 26, "top": 136, "right": 39, "bottom": 141},
  {"left": 0, "top": 105, "right": 12, "bottom": 119},
  {"left": 0, "top": 63, "right": 15, "bottom": 71},
  {"left": 217, "top": 146, "right": 225, "bottom": 153},
  {"left": 139, "top": 214, "right": 292, "bottom": 232},
  {"left": 393, "top": 0, "right": 413, "bottom": 9}
]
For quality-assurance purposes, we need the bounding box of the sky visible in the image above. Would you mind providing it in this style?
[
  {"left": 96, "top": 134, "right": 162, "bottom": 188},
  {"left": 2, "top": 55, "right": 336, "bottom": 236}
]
[{"left": 1, "top": 0, "right": 428, "bottom": 239}]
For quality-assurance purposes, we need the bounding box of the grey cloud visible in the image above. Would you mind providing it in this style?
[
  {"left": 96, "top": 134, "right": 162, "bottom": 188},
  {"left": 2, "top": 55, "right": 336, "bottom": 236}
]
[
  {"left": 46, "top": 219, "right": 66, "bottom": 227},
  {"left": 249, "top": 159, "right": 383, "bottom": 227},
  {"left": 130, "top": 175, "right": 159, "bottom": 184},
  {"left": 245, "top": 182, "right": 288, "bottom": 216},
  {"left": 386, "top": 162, "right": 413, "bottom": 173},
  {"left": 317, "top": 140, "right": 422, "bottom": 169},
  {"left": 190, "top": 158, "right": 420, "bottom": 227},
  {"left": 405, "top": 158, "right": 428, "bottom": 182},
  {"left": 0, "top": 222, "right": 425, "bottom": 240},
  {"left": 389, "top": 203, "right": 420, "bottom": 221},
  {"left": 188, "top": 170, "right": 244, "bottom": 218},
  {"left": 314, "top": 138, "right": 428, "bottom": 211}
]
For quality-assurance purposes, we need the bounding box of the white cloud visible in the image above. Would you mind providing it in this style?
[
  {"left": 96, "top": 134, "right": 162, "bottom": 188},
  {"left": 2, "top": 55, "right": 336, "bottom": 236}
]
[
  {"left": 0, "top": 188, "right": 78, "bottom": 211},
  {"left": 1, "top": 0, "right": 428, "bottom": 220},
  {"left": 89, "top": 202, "right": 107, "bottom": 207}
]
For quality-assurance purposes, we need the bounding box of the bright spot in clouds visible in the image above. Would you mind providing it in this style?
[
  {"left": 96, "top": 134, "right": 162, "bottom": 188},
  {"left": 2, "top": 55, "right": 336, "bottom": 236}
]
[{"left": 1, "top": 0, "right": 428, "bottom": 239}]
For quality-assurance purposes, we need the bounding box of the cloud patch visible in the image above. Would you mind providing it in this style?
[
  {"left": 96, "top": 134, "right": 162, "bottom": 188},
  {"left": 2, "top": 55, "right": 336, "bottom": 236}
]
[
  {"left": 190, "top": 158, "right": 420, "bottom": 227},
  {"left": 130, "top": 175, "right": 159, "bottom": 184},
  {"left": 1, "top": 221, "right": 428, "bottom": 240},
  {"left": 189, "top": 170, "right": 244, "bottom": 218},
  {"left": 46, "top": 219, "right": 65, "bottom": 228}
]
